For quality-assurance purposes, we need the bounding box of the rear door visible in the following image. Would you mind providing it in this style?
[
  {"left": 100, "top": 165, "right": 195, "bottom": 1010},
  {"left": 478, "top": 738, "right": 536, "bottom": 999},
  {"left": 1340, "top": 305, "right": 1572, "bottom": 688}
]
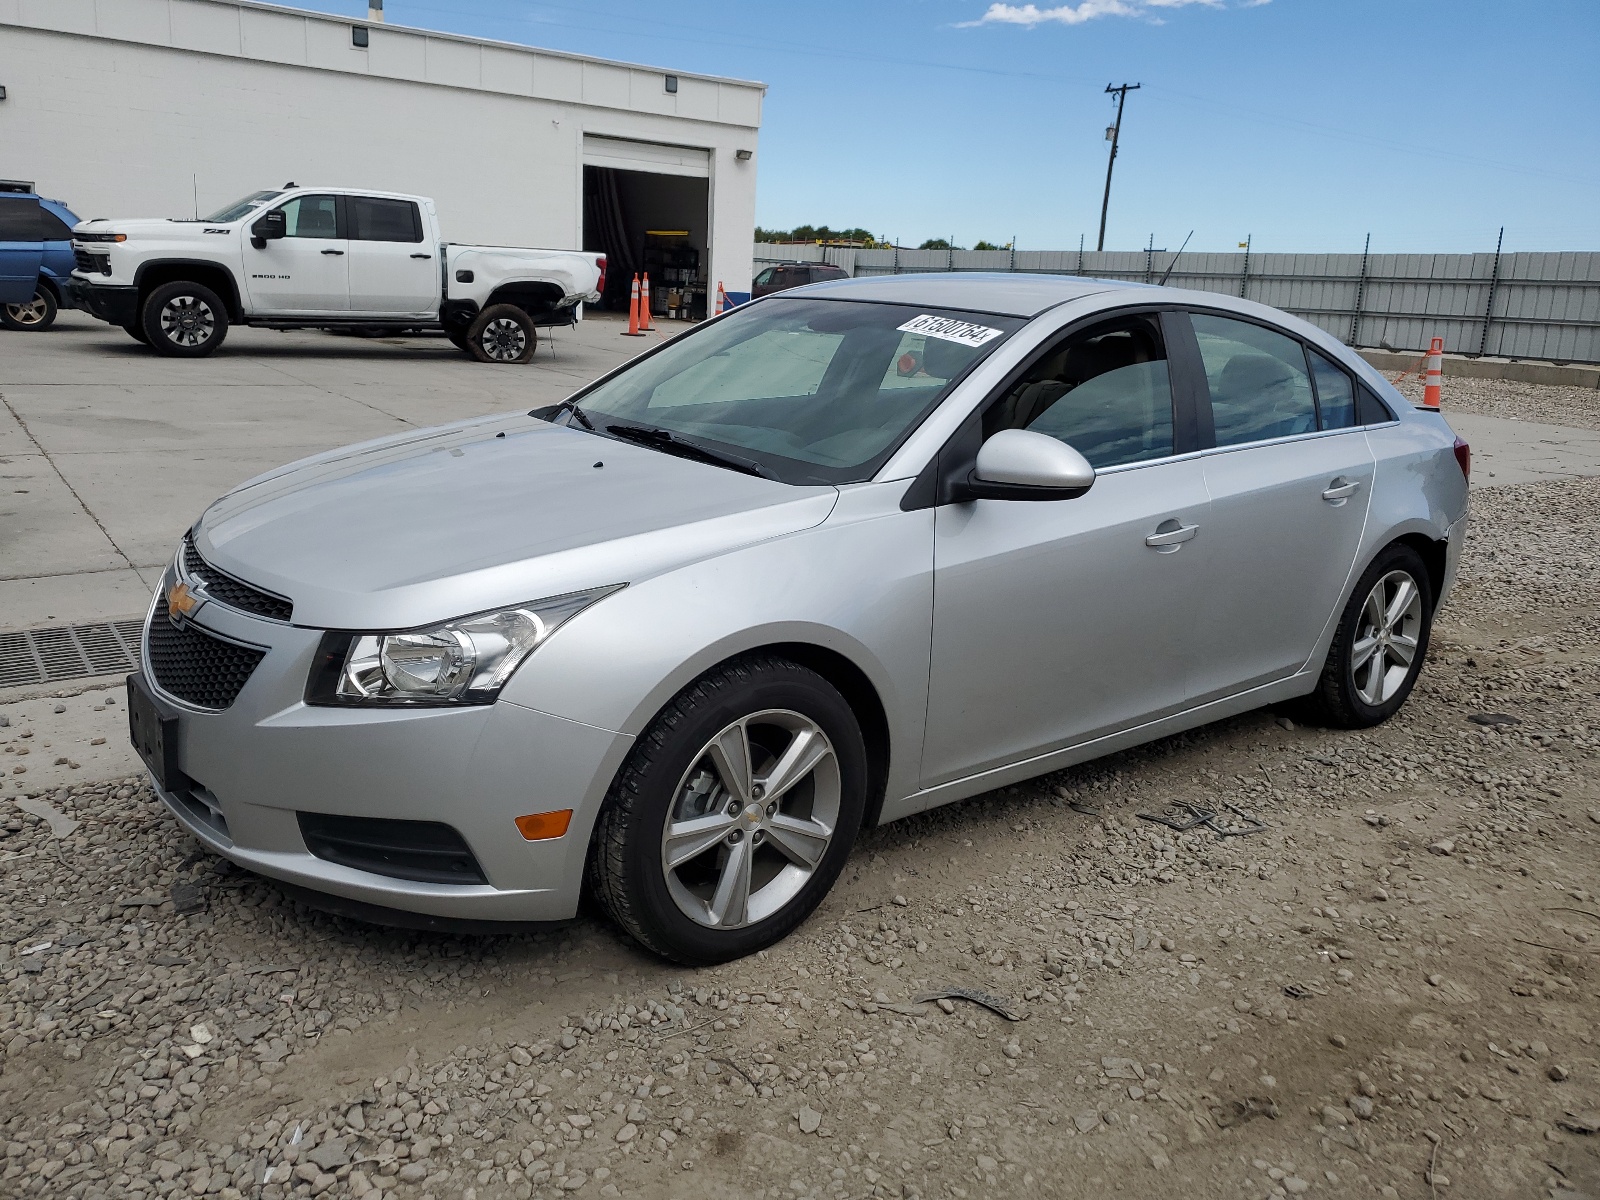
[
  {"left": 345, "top": 196, "right": 436, "bottom": 316},
  {"left": 0, "top": 196, "right": 44, "bottom": 304},
  {"left": 241, "top": 193, "right": 348, "bottom": 315},
  {"left": 1184, "top": 311, "right": 1375, "bottom": 701}
]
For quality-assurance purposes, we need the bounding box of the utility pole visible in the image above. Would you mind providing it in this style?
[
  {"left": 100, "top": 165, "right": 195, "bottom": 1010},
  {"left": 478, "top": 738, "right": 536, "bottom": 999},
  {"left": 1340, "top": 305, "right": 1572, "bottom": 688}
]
[{"left": 1097, "top": 82, "right": 1140, "bottom": 252}]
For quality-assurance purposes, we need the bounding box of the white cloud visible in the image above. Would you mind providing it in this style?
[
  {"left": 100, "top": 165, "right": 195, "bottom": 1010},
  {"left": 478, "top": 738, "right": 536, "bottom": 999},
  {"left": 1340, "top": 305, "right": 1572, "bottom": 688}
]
[{"left": 960, "top": 0, "right": 1262, "bottom": 28}]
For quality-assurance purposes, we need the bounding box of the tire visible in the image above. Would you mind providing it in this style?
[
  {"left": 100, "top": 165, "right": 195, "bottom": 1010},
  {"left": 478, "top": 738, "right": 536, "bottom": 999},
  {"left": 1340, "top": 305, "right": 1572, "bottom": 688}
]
[
  {"left": 589, "top": 655, "right": 868, "bottom": 964},
  {"left": 466, "top": 304, "right": 536, "bottom": 364},
  {"left": 124, "top": 321, "right": 150, "bottom": 345},
  {"left": 0, "top": 286, "right": 58, "bottom": 332},
  {"left": 140, "top": 281, "right": 229, "bottom": 357},
  {"left": 1304, "top": 543, "right": 1434, "bottom": 729}
]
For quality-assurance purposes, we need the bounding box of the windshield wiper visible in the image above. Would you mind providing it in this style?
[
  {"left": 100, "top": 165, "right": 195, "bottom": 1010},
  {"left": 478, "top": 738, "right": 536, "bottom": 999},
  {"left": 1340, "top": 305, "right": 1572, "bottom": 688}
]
[
  {"left": 529, "top": 399, "right": 596, "bottom": 431},
  {"left": 603, "top": 421, "right": 775, "bottom": 480}
]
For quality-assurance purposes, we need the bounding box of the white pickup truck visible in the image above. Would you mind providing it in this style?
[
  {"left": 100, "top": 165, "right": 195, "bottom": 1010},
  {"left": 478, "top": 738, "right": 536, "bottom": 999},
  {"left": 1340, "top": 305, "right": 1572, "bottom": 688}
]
[{"left": 67, "top": 186, "right": 604, "bottom": 363}]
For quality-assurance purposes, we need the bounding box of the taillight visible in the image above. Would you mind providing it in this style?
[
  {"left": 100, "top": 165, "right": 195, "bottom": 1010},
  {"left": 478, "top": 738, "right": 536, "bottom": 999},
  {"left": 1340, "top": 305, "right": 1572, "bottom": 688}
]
[
  {"left": 595, "top": 255, "right": 607, "bottom": 296},
  {"left": 1453, "top": 436, "right": 1470, "bottom": 480}
]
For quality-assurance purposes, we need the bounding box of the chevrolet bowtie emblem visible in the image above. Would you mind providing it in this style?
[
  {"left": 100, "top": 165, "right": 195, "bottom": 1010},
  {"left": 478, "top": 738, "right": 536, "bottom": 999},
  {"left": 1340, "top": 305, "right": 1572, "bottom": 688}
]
[{"left": 166, "top": 580, "right": 200, "bottom": 621}]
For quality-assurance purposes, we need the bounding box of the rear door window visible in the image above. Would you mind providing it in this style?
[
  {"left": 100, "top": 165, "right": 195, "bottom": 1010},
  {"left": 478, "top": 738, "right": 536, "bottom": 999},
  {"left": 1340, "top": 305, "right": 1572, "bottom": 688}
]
[
  {"left": 0, "top": 196, "right": 41, "bottom": 241},
  {"left": 347, "top": 197, "right": 423, "bottom": 243},
  {"left": 1191, "top": 313, "right": 1318, "bottom": 446},
  {"left": 1308, "top": 349, "right": 1357, "bottom": 429}
]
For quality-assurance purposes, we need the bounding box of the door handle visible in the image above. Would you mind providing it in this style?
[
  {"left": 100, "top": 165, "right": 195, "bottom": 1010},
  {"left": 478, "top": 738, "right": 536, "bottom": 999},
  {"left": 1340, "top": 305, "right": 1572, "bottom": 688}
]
[
  {"left": 321, "top": 249, "right": 345, "bottom": 256},
  {"left": 1322, "top": 478, "right": 1361, "bottom": 503},
  {"left": 1145, "top": 521, "right": 1199, "bottom": 552},
  {"left": 410, "top": 253, "right": 433, "bottom": 260}
]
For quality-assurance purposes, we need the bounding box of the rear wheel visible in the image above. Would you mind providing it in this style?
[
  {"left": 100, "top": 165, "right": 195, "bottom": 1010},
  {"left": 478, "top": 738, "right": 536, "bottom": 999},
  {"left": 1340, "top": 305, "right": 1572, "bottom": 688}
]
[
  {"left": 0, "top": 286, "right": 57, "bottom": 332},
  {"left": 589, "top": 656, "right": 867, "bottom": 964},
  {"left": 141, "top": 281, "right": 229, "bottom": 357},
  {"left": 466, "top": 304, "right": 536, "bottom": 364},
  {"left": 1304, "top": 543, "right": 1434, "bottom": 729}
]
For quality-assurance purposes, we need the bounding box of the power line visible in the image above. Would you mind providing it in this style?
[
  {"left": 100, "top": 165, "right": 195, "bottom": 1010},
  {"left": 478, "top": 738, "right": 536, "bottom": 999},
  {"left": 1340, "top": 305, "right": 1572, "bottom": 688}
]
[{"left": 1097, "top": 83, "right": 1139, "bottom": 253}]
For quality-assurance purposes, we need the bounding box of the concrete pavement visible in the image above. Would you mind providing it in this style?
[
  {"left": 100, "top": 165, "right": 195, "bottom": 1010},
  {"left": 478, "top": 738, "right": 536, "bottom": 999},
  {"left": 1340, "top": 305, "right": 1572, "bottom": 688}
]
[{"left": 1, "top": 310, "right": 648, "bottom": 630}]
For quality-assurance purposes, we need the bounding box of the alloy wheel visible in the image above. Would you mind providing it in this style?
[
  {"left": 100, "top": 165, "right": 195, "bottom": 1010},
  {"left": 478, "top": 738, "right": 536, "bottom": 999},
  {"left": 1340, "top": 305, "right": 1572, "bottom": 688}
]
[
  {"left": 479, "top": 318, "right": 528, "bottom": 362},
  {"left": 660, "top": 710, "right": 840, "bottom": 930},
  {"left": 4, "top": 297, "right": 49, "bottom": 326},
  {"left": 159, "top": 295, "right": 216, "bottom": 347},
  {"left": 1352, "top": 569, "right": 1423, "bottom": 706}
]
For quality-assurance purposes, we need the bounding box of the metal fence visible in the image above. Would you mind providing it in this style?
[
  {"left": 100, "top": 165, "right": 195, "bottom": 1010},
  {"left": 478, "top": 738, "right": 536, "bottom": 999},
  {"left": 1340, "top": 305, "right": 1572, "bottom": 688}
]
[{"left": 753, "top": 243, "right": 1600, "bottom": 364}]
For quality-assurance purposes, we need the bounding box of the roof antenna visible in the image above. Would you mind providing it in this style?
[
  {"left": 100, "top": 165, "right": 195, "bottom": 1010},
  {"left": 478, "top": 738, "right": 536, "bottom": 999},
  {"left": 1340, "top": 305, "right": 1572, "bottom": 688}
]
[
  {"left": 283, "top": 181, "right": 297, "bottom": 188},
  {"left": 1157, "top": 230, "right": 1194, "bottom": 286}
]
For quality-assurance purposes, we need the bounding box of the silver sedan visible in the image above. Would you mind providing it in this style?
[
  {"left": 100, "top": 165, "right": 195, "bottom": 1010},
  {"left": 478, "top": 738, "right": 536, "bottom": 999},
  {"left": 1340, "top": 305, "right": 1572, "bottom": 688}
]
[{"left": 128, "top": 273, "right": 1470, "bottom": 963}]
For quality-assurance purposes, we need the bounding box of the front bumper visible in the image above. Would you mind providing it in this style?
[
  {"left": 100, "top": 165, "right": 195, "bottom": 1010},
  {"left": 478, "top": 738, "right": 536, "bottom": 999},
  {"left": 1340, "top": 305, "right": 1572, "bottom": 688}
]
[
  {"left": 136, "top": 588, "right": 633, "bottom": 922},
  {"left": 66, "top": 277, "right": 138, "bottom": 327}
]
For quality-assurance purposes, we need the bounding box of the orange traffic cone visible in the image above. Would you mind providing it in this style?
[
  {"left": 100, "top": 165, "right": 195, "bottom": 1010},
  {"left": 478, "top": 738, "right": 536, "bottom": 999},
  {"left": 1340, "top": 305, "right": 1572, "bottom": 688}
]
[
  {"left": 715, "top": 281, "right": 728, "bottom": 315},
  {"left": 639, "top": 273, "right": 653, "bottom": 332},
  {"left": 622, "top": 274, "right": 644, "bottom": 337},
  {"left": 1422, "top": 336, "right": 1443, "bottom": 408}
]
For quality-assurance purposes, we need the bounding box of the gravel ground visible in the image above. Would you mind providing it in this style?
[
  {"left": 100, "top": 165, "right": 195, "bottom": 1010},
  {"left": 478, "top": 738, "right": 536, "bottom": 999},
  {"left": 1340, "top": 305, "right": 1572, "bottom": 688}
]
[
  {"left": 1391, "top": 371, "right": 1600, "bottom": 430},
  {"left": 4, "top": 484, "right": 1600, "bottom": 1200}
]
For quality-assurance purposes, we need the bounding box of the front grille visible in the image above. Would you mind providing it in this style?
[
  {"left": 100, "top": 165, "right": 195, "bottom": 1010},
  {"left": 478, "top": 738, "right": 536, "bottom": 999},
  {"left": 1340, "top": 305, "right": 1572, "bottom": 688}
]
[
  {"left": 73, "top": 247, "right": 110, "bottom": 275},
  {"left": 145, "top": 615, "right": 266, "bottom": 710},
  {"left": 297, "top": 813, "right": 488, "bottom": 885},
  {"left": 183, "top": 536, "right": 294, "bottom": 622}
]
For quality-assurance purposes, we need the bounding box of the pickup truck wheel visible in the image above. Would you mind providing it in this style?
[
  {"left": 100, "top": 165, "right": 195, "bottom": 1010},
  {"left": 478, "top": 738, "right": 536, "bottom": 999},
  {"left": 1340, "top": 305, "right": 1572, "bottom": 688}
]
[
  {"left": 141, "top": 281, "right": 229, "bottom": 357},
  {"left": 0, "top": 286, "right": 58, "bottom": 332},
  {"left": 467, "top": 304, "right": 537, "bottom": 364}
]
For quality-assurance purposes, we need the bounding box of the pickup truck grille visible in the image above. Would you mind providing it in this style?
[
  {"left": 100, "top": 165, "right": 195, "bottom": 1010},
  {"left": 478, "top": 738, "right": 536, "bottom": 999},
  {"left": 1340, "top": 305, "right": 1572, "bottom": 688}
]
[
  {"left": 73, "top": 247, "right": 111, "bottom": 275},
  {"left": 183, "top": 535, "right": 294, "bottom": 623}
]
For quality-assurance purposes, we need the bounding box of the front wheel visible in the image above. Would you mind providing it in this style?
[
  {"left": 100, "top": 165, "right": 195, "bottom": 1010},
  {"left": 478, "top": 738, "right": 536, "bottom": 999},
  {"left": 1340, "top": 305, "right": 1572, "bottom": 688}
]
[
  {"left": 141, "top": 281, "right": 229, "bottom": 357},
  {"left": 589, "top": 656, "right": 868, "bottom": 964},
  {"left": 0, "top": 286, "right": 58, "bottom": 331},
  {"left": 466, "top": 304, "right": 536, "bottom": 364},
  {"left": 1304, "top": 543, "right": 1434, "bottom": 729}
]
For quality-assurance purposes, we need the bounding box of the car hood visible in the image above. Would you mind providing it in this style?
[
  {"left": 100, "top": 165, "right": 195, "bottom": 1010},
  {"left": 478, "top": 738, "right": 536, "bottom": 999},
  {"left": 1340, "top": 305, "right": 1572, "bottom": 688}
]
[
  {"left": 72, "top": 217, "right": 231, "bottom": 239},
  {"left": 193, "top": 414, "right": 838, "bottom": 631}
]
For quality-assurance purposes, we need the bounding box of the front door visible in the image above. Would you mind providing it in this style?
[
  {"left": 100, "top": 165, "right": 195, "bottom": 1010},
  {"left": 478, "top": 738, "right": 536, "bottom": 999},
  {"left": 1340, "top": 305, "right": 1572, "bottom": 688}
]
[
  {"left": 1185, "top": 311, "right": 1376, "bottom": 701},
  {"left": 345, "top": 195, "right": 436, "bottom": 316},
  {"left": 241, "top": 194, "right": 348, "bottom": 316},
  {"left": 0, "top": 196, "right": 44, "bottom": 305},
  {"left": 922, "top": 312, "right": 1207, "bottom": 787}
]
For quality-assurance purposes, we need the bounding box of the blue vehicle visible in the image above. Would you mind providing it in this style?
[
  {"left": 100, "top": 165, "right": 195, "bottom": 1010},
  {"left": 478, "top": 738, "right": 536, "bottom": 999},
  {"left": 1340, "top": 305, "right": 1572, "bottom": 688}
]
[{"left": 0, "top": 180, "right": 79, "bottom": 331}]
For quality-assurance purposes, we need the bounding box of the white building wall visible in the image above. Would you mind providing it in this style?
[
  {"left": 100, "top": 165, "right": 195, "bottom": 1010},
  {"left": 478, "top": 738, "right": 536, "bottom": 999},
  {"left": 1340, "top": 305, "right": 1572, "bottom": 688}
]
[{"left": 0, "top": 0, "right": 763, "bottom": 292}]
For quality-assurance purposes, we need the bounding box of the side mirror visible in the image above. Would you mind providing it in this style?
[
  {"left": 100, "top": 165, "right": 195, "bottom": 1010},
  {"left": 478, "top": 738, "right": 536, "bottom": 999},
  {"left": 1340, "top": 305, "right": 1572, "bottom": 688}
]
[
  {"left": 962, "top": 429, "right": 1095, "bottom": 501},
  {"left": 250, "top": 209, "right": 286, "bottom": 247}
]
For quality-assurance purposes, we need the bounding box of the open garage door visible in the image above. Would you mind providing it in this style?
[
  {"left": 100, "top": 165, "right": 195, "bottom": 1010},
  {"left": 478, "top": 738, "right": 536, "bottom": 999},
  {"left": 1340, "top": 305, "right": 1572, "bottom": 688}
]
[{"left": 583, "top": 136, "right": 711, "bottom": 321}]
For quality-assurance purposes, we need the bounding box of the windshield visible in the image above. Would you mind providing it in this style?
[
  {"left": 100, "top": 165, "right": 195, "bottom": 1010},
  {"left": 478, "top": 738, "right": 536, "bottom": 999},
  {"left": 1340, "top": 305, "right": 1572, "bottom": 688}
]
[
  {"left": 565, "top": 298, "right": 1023, "bottom": 485},
  {"left": 202, "top": 190, "right": 283, "bottom": 223}
]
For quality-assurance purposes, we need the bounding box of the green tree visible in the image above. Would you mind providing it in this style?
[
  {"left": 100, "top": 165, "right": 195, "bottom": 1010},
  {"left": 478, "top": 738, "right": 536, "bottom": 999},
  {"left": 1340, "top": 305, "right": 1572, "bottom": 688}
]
[
  {"left": 919, "top": 238, "right": 955, "bottom": 250},
  {"left": 972, "top": 240, "right": 1009, "bottom": 251}
]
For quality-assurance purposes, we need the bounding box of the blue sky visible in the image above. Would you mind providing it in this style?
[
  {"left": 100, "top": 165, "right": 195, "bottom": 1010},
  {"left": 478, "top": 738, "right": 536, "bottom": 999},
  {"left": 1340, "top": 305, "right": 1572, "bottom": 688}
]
[{"left": 292, "top": 0, "right": 1598, "bottom": 252}]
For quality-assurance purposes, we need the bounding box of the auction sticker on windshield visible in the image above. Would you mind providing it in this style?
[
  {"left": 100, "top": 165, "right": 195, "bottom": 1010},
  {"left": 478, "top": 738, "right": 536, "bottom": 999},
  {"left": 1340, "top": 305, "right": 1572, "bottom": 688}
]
[{"left": 896, "top": 314, "right": 1005, "bottom": 347}]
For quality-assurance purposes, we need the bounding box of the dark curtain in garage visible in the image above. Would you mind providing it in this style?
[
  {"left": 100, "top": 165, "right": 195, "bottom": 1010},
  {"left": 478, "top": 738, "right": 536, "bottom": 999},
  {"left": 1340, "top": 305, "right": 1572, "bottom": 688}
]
[{"left": 584, "top": 167, "right": 636, "bottom": 310}]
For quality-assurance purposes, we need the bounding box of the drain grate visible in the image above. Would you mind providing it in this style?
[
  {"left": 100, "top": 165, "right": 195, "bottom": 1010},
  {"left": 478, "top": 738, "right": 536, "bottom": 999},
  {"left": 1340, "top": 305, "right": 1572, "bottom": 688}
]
[{"left": 0, "top": 619, "right": 145, "bottom": 688}]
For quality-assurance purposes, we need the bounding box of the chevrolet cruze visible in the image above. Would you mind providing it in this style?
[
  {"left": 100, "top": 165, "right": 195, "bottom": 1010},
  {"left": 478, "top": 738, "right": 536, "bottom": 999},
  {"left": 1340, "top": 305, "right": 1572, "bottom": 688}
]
[{"left": 128, "top": 273, "right": 1470, "bottom": 963}]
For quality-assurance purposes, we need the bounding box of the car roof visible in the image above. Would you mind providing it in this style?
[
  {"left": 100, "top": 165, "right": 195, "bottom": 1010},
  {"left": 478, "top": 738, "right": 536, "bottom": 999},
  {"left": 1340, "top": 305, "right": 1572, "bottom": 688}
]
[{"left": 786, "top": 271, "right": 1141, "bottom": 317}]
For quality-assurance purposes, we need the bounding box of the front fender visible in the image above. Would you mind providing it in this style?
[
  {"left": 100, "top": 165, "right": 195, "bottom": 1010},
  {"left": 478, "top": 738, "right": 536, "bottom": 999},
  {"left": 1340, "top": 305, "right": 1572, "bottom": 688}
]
[{"left": 497, "top": 482, "right": 934, "bottom": 810}]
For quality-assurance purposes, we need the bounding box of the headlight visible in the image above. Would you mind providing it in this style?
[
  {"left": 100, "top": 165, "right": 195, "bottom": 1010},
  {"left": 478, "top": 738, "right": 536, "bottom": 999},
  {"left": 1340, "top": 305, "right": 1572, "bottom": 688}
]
[{"left": 307, "top": 587, "right": 622, "bottom": 707}]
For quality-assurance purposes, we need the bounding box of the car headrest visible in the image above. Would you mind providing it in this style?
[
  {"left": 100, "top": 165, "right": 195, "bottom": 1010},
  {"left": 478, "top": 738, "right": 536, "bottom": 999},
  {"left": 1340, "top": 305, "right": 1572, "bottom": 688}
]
[{"left": 1218, "top": 353, "right": 1297, "bottom": 401}]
